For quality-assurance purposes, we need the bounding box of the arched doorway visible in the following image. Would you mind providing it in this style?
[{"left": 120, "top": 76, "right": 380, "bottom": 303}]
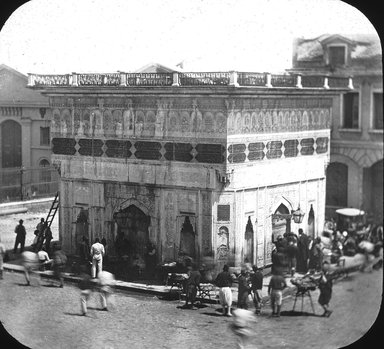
[
  {"left": 1, "top": 120, "right": 21, "bottom": 168},
  {"left": 113, "top": 205, "right": 150, "bottom": 262},
  {"left": 75, "top": 208, "right": 89, "bottom": 257},
  {"left": 363, "top": 159, "right": 383, "bottom": 224},
  {"left": 244, "top": 216, "right": 254, "bottom": 264},
  {"left": 307, "top": 204, "right": 315, "bottom": 239},
  {"left": 272, "top": 204, "right": 291, "bottom": 243},
  {"left": 326, "top": 162, "right": 348, "bottom": 208},
  {"left": 179, "top": 216, "right": 196, "bottom": 258}
]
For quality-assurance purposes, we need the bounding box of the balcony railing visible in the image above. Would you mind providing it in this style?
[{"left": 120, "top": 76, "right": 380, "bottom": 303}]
[
  {"left": 270, "top": 74, "right": 296, "bottom": 87},
  {"left": 125, "top": 73, "right": 172, "bottom": 86},
  {"left": 238, "top": 72, "right": 266, "bottom": 86},
  {"left": 28, "top": 71, "right": 353, "bottom": 90},
  {"left": 33, "top": 74, "right": 71, "bottom": 86},
  {"left": 78, "top": 73, "right": 121, "bottom": 86},
  {"left": 179, "top": 72, "right": 230, "bottom": 86}
]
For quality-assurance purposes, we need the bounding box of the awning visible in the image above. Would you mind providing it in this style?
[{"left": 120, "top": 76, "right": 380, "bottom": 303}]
[{"left": 335, "top": 208, "right": 365, "bottom": 217}]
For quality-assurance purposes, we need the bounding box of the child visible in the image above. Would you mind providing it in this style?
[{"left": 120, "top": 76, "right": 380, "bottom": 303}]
[
  {"left": 268, "top": 273, "right": 287, "bottom": 317},
  {"left": 79, "top": 265, "right": 93, "bottom": 316},
  {"left": 318, "top": 261, "right": 333, "bottom": 317}
]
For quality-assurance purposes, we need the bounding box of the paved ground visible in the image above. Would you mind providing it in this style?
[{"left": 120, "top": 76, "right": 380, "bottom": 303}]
[
  {"left": 0, "top": 267, "right": 382, "bottom": 349},
  {"left": 0, "top": 201, "right": 59, "bottom": 251}
]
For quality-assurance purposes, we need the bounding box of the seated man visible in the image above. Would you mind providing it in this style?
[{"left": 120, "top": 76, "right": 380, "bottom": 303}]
[{"left": 37, "top": 248, "right": 52, "bottom": 271}]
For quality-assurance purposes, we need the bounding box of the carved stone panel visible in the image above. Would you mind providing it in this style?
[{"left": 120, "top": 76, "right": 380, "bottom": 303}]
[{"left": 217, "top": 226, "right": 229, "bottom": 261}]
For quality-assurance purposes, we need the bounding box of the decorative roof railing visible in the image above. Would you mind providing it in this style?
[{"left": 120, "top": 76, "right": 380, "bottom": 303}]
[
  {"left": 28, "top": 71, "right": 353, "bottom": 89},
  {"left": 179, "top": 72, "right": 230, "bottom": 86}
]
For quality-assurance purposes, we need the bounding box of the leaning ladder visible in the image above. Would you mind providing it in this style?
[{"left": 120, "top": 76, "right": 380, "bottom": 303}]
[{"left": 45, "top": 192, "right": 59, "bottom": 227}]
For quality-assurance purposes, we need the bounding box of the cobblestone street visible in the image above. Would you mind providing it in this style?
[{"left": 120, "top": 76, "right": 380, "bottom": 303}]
[{"left": 0, "top": 268, "right": 381, "bottom": 349}]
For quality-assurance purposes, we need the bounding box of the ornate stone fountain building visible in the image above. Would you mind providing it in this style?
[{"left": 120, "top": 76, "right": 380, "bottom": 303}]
[{"left": 28, "top": 71, "right": 351, "bottom": 268}]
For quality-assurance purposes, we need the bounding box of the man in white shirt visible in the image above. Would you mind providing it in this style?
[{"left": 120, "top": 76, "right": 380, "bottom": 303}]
[
  {"left": 37, "top": 248, "right": 52, "bottom": 271},
  {"left": 90, "top": 238, "right": 105, "bottom": 278}
]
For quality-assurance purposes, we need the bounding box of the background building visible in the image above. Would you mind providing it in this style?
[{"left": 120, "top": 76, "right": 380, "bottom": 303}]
[
  {"left": 288, "top": 34, "right": 383, "bottom": 224},
  {"left": 0, "top": 64, "right": 58, "bottom": 202},
  {"left": 29, "top": 70, "right": 349, "bottom": 268}
]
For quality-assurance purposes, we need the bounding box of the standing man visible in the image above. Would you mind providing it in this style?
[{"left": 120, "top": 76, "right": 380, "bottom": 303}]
[
  {"left": 286, "top": 240, "right": 298, "bottom": 276},
  {"left": 184, "top": 265, "right": 201, "bottom": 309},
  {"left": 90, "top": 238, "right": 105, "bottom": 278},
  {"left": 297, "top": 228, "right": 309, "bottom": 273},
  {"left": 250, "top": 265, "right": 263, "bottom": 315},
  {"left": 237, "top": 269, "right": 250, "bottom": 309},
  {"left": 268, "top": 273, "right": 287, "bottom": 317},
  {"left": 14, "top": 219, "right": 26, "bottom": 254},
  {"left": 214, "top": 265, "right": 234, "bottom": 316},
  {"left": 44, "top": 225, "right": 53, "bottom": 255},
  {"left": 35, "top": 218, "right": 46, "bottom": 251}
]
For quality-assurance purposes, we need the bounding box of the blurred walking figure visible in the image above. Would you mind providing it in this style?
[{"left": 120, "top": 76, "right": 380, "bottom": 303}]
[
  {"left": 21, "top": 251, "right": 40, "bottom": 286},
  {"left": 250, "top": 266, "right": 263, "bottom": 314},
  {"left": 97, "top": 270, "right": 116, "bottom": 311},
  {"left": 268, "top": 273, "right": 287, "bottom": 317},
  {"left": 184, "top": 264, "right": 201, "bottom": 309},
  {"left": 52, "top": 244, "right": 67, "bottom": 287},
  {"left": 90, "top": 238, "right": 105, "bottom": 278},
  {"left": 214, "top": 265, "right": 233, "bottom": 316},
  {"left": 308, "top": 237, "right": 323, "bottom": 272},
  {"left": 0, "top": 237, "right": 6, "bottom": 280},
  {"left": 358, "top": 239, "right": 375, "bottom": 272},
  {"left": 237, "top": 269, "right": 250, "bottom": 309},
  {"left": 14, "top": 219, "right": 26, "bottom": 254},
  {"left": 230, "top": 308, "right": 256, "bottom": 349},
  {"left": 79, "top": 265, "right": 94, "bottom": 316}
]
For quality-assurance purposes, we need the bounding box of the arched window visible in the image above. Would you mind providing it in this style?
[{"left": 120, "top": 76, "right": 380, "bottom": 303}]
[
  {"left": 39, "top": 159, "right": 51, "bottom": 183},
  {"left": 1, "top": 120, "right": 21, "bottom": 168},
  {"left": 326, "top": 162, "right": 348, "bottom": 207}
]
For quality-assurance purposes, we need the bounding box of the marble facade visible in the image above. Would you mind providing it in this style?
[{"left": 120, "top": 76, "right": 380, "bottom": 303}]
[{"left": 30, "top": 75, "right": 346, "bottom": 267}]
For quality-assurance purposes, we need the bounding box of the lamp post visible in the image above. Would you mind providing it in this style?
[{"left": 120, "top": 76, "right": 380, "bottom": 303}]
[
  {"left": 20, "top": 166, "right": 25, "bottom": 201},
  {"left": 291, "top": 206, "right": 305, "bottom": 224}
]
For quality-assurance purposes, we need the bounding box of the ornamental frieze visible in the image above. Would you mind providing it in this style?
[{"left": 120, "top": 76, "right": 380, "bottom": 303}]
[
  {"left": 49, "top": 96, "right": 332, "bottom": 138},
  {"left": 51, "top": 135, "right": 328, "bottom": 164}
]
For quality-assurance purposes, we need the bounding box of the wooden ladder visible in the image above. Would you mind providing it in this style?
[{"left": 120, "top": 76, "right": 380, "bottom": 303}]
[{"left": 45, "top": 192, "right": 59, "bottom": 228}]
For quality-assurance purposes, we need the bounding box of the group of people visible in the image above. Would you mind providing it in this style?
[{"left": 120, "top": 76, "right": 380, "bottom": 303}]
[
  {"left": 272, "top": 228, "right": 325, "bottom": 276},
  {"left": 11, "top": 218, "right": 115, "bottom": 315}
]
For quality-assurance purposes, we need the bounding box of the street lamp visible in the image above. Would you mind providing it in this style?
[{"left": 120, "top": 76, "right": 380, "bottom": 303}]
[{"left": 291, "top": 206, "right": 305, "bottom": 224}]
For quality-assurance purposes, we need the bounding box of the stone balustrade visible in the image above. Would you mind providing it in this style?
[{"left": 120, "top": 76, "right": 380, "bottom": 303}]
[{"left": 27, "top": 71, "right": 353, "bottom": 89}]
